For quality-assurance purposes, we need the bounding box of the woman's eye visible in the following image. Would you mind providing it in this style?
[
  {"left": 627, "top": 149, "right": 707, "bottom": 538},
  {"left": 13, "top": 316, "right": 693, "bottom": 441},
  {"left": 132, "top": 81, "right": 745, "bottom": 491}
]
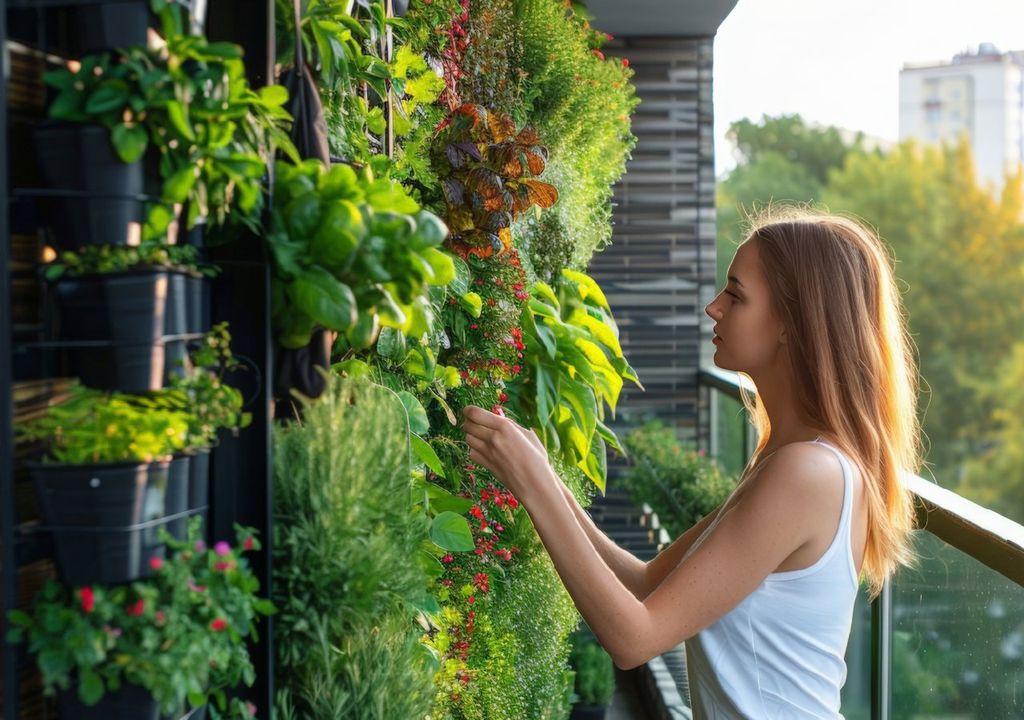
[{"left": 724, "top": 290, "right": 739, "bottom": 301}]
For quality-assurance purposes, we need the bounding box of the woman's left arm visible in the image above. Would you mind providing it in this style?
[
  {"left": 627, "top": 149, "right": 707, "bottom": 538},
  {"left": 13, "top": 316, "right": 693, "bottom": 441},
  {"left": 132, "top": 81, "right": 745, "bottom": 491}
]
[{"left": 462, "top": 405, "right": 834, "bottom": 669}]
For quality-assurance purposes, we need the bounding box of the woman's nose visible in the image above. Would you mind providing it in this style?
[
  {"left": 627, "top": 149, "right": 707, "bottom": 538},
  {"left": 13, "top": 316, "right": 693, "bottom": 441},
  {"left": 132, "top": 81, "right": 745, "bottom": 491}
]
[{"left": 705, "top": 300, "right": 720, "bottom": 320}]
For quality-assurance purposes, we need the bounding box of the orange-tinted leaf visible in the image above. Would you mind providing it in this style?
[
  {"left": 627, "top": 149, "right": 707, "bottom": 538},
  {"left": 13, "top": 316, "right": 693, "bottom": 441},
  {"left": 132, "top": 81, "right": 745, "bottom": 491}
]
[
  {"left": 511, "top": 179, "right": 559, "bottom": 213},
  {"left": 487, "top": 110, "right": 517, "bottom": 143},
  {"left": 524, "top": 146, "right": 548, "bottom": 176},
  {"left": 515, "top": 126, "right": 541, "bottom": 146}
]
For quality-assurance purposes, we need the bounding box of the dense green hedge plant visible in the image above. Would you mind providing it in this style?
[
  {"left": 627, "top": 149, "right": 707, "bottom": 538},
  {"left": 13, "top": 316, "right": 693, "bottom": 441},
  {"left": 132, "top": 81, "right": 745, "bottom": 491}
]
[
  {"left": 621, "top": 421, "right": 737, "bottom": 536},
  {"left": 267, "top": 158, "right": 454, "bottom": 349},
  {"left": 6, "top": 518, "right": 275, "bottom": 719},
  {"left": 272, "top": 375, "right": 435, "bottom": 720},
  {"left": 569, "top": 625, "right": 615, "bottom": 707},
  {"left": 513, "top": 0, "right": 639, "bottom": 279}
]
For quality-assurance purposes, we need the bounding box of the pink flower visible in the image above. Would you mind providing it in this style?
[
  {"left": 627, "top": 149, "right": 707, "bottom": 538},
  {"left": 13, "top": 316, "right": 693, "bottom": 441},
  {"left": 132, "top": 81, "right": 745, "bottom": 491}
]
[
  {"left": 214, "top": 541, "right": 231, "bottom": 556},
  {"left": 195, "top": 540, "right": 206, "bottom": 552},
  {"left": 188, "top": 578, "right": 207, "bottom": 593},
  {"left": 148, "top": 556, "right": 163, "bottom": 571},
  {"left": 245, "top": 702, "right": 257, "bottom": 717}
]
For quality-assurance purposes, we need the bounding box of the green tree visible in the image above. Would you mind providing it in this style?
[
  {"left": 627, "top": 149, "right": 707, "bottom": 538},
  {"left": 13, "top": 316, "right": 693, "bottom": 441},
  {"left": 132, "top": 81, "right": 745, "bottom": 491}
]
[{"left": 824, "top": 140, "right": 1024, "bottom": 513}]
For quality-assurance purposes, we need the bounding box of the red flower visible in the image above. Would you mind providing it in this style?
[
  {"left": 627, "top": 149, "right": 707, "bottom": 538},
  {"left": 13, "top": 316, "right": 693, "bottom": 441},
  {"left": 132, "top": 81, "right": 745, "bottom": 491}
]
[
  {"left": 214, "top": 560, "right": 235, "bottom": 572},
  {"left": 622, "top": 58, "right": 630, "bottom": 68},
  {"left": 591, "top": 49, "right": 605, "bottom": 60},
  {"left": 473, "top": 573, "right": 490, "bottom": 593},
  {"left": 155, "top": 611, "right": 167, "bottom": 626},
  {"left": 127, "top": 599, "right": 145, "bottom": 617},
  {"left": 148, "top": 556, "right": 163, "bottom": 571},
  {"left": 441, "top": 553, "right": 455, "bottom": 564},
  {"left": 243, "top": 536, "right": 255, "bottom": 551},
  {"left": 469, "top": 505, "right": 484, "bottom": 520},
  {"left": 490, "top": 405, "right": 505, "bottom": 417},
  {"left": 210, "top": 618, "right": 228, "bottom": 632},
  {"left": 80, "top": 587, "right": 95, "bottom": 614},
  {"left": 508, "top": 495, "right": 519, "bottom": 509},
  {"left": 498, "top": 392, "right": 508, "bottom": 403},
  {"left": 480, "top": 489, "right": 490, "bottom": 502},
  {"left": 467, "top": 595, "right": 476, "bottom": 605}
]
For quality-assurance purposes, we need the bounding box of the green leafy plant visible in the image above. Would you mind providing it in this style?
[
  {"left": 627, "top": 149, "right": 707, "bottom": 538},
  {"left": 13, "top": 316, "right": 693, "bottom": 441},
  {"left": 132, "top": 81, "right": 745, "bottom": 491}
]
[
  {"left": 267, "top": 158, "right": 454, "bottom": 348},
  {"left": 272, "top": 375, "right": 435, "bottom": 719},
  {"left": 6, "top": 517, "right": 275, "bottom": 719},
  {"left": 136, "top": 322, "right": 252, "bottom": 451},
  {"left": 16, "top": 382, "right": 188, "bottom": 464},
  {"left": 43, "top": 0, "right": 295, "bottom": 234},
  {"left": 621, "top": 421, "right": 736, "bottom": 537},
  {"left": 42, "top": 242, "right": 214, "bottom": 280},
  {"left": 433, "top": 103, "right": 559, "bottom": 259},
  {"left": 569, "top": 625, "right": 615, "bottom": 707},
  {"left": 512, "top": 269, "right": 641, "bottom": 491}
]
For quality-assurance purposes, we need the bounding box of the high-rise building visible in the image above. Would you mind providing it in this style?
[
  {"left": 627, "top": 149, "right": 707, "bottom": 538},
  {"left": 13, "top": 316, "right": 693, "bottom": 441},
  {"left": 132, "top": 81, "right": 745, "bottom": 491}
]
[{"left": 899, "top": 44, "right": 1024, "bottom": 187}]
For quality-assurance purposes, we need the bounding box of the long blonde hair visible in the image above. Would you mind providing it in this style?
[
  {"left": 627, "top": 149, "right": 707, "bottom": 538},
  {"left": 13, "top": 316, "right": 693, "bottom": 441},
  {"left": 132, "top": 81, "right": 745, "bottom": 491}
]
[{"left": 737, "top": 209, "right": 920, "bottom": 599}]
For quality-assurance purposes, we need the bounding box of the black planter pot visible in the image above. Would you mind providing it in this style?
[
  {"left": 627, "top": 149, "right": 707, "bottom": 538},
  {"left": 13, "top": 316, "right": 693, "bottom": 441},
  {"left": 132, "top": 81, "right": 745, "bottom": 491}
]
[
  {"left": 57, "top": 681, "right": 160, "bottom": 720},
  {"left": 164, "top": 270, "right": 205, "bottom": 383},
  {"left": 185, "top": 273, "right": 209, "bottom": 334},
  {"left": 569, "top": 704, "right": 608, "bottom": 720},
  {"left": 188, "top": 448, "right": 211, "bottom": 511},
  {"left": 29, "top": 460, "right": 173, "bottom": 586},
  {"left": 165, "top": 455, "right": 191, "bottom": 540},
  {"left": 72, "top": 1, "right": 152, "bottom": 55},
  {"left": 33, "top": 123, "right": 145, "bottom": 250},
  {"left": 49, "top": 270, "right": 168, "bottom": 392}
]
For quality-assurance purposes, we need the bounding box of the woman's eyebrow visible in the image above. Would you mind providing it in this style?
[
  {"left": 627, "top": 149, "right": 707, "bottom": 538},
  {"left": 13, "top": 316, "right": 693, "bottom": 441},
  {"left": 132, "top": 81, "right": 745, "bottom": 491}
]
[{"left": 728, "top": 275, "right": 745, "bottom": 289}]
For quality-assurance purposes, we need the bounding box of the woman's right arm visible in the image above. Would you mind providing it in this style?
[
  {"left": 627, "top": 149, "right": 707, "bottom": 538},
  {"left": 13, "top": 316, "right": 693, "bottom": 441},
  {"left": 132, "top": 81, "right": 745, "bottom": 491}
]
[{"left": 559, "top": 481, "right": 724, "bottom": 600}]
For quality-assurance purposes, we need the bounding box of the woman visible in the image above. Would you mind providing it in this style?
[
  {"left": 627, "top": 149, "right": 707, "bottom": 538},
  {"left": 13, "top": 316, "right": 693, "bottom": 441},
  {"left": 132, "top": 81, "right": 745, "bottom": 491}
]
[{"left": 462, "top": 211, "right": 922, "bottom": 718}]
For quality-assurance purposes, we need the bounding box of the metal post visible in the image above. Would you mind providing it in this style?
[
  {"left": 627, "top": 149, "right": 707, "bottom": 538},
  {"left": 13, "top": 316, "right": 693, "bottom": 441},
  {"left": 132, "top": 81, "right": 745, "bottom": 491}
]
[
  {"left": 0, "top": 3, "right": 20, "bottom": 718},
  {"left": 870, "top": 579, "right": 892, "bottom": 720}
]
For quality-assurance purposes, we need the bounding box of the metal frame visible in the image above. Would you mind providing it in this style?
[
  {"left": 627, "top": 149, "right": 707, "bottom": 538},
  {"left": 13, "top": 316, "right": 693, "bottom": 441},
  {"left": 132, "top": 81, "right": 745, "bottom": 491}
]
[{"left": 1, "top": 2, "right": 17, "bottom": 716}]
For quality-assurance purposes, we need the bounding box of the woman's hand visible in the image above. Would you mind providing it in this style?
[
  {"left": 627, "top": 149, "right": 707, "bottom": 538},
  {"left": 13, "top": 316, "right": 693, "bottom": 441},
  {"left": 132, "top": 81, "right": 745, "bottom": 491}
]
[{"left": 461, "top": 405, "right": 552, "bottom": 504}]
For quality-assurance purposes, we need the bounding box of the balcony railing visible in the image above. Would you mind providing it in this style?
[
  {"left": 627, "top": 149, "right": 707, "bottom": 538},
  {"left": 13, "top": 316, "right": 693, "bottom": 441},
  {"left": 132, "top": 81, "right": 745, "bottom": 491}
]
[{"left": 696, "top": 367, "right": 1024, "bottom": 720}]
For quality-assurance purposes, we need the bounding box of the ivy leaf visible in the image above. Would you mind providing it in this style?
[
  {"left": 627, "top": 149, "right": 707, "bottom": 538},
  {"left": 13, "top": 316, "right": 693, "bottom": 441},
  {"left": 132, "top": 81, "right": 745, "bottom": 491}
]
[
  {"left": 162, "top": 165, "right": 197, "bottom": 203},
  {"left": 431, "top": 511, "right": 475, "bottom": 552},
  {"left": 397, "top": 391, "right": 429, "bottom": 434},
  {"left": 287, "top": 268, "right": 357, "bottom": 332},
  {"left": 166, "top": 100, "right": 196, "bottom": 141},
  {"left": 110, "top": 123, "right": 148, "bottom": 163},
  {"left": 411, "top": 434, "right": 444, "bottom": 477},
  {"left": 79, "top": 670, "right": 104, "bottom": 706}
]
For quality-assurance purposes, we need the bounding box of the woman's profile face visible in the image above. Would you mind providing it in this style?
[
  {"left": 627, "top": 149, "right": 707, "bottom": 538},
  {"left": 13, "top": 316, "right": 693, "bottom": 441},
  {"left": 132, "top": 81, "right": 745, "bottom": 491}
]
[{"left": 704, "top": 239, "right": 785, "bottom": 375}]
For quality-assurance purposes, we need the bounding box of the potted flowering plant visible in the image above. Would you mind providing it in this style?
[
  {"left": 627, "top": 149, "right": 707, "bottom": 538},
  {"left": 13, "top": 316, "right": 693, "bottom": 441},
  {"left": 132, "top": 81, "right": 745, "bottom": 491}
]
[
  {"left": 16, "top": 382, "right": 190, "bottom": 585},
  {"left": 6, "top": 517, "right": 275, "bottom": 720}
]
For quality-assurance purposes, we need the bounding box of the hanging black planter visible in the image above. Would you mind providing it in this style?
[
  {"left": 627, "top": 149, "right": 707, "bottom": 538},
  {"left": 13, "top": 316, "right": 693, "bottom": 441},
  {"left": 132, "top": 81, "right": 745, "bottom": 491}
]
[
  {"left": 48, "top": 269, "right": 168, "bottom": 393},
  {"left": 57, "top": 682, "right": 161, "bottom": 720},
  {"left": 188, "top": 448, "right": 211, "bottom": 510},
  {"left": 29, "top": 459, "right": 174, "bottom": 586},
  {"left": 165, "top": 454, "right": 191, "bottom": 540},
  {"left": 72, "top": 2, "right": 152, "bottom": 56},
  {"left": 569, "top": 705, "right": 608, "bottom": 720},
  {"left": 33, "top": 123, "right": 145, "bottom": 250}
]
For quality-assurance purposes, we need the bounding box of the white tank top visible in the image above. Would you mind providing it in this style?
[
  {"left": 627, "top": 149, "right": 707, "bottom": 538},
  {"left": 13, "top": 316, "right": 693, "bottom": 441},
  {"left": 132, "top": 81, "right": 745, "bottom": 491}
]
[{"left": 683, "top": 438, "right": 860, "bottom": 719}]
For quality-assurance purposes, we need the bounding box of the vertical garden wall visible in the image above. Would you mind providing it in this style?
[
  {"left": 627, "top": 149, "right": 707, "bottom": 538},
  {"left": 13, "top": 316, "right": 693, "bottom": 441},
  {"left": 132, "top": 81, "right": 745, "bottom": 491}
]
[
  {"left": 1, "top": 0, "right": 641, "bottom": 718},
  {"left": 267, "top": 0, "right": 639, "bottom": 718}
]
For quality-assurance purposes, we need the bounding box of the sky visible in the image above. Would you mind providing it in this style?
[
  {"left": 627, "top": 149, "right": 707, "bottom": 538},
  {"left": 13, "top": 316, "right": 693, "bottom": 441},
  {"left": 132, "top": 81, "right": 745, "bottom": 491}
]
[{"left": 712, "top": 0, "right": 1024, "bottom": 176}]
